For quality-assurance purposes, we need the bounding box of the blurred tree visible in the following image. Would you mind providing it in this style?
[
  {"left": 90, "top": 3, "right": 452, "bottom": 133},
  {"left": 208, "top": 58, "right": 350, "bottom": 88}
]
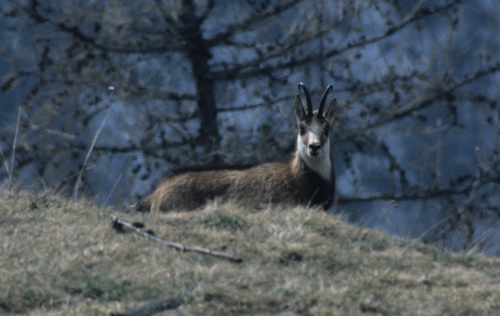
[{"left": 1, "top": 0, "right": 499, "bottom": 253}]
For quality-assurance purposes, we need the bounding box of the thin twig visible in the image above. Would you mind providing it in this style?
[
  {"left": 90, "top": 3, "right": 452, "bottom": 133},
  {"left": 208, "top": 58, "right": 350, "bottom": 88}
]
[
  {"left": 111, "top": 215, "right": 243, "bottom": 263},
  {"left": 457, "top": 165, "right": 482, "bottom": 215},
  {"left": 73, "top": 111, "right": 109, "bottom": 200},
  {"left": 416, "top": 213, "right": 455, "bottom": 242},
  {"left": 468, "top": 228, "right": 497, "bottom": 254},
  {"left": 8, "top": 107, "right": 22, "bottom": 187},
  {"left": 103, "top": 172, "right": 123, "bottom": 207},
  {"left": 0, "top": 147, "right": 10, "bottom": 186}
]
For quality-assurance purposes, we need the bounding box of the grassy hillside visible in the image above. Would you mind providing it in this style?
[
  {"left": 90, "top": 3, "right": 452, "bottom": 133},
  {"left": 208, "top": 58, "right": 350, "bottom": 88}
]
[{"left": 2, "top": 190, "right": 500, "bottom": 315}]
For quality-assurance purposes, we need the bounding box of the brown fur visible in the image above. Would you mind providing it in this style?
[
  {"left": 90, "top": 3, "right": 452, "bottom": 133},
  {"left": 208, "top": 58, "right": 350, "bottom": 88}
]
[
  {"left": 136, "top": 152, "right": 334, "bottom": 212},
  {"left": 136, "top": 84, "right": 337, "bottom": 212}
]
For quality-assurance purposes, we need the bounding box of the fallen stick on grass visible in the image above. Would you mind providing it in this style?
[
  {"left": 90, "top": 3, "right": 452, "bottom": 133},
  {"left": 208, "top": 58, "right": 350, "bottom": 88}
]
[
  {"left": 110, "top": 290, "right": 188, "bottom": 316},
  {"left": 111, "top": 215, "right": 242, "bottom": 263}
]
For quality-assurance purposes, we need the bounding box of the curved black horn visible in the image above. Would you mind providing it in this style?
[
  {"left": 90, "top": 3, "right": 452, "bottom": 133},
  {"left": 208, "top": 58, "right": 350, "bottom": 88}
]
[
  {"left": 318, "top": 85, "right": 333, "bottom": 117},
  {"left": 298, "top": 83, "right": 313, "bottom": 116}
]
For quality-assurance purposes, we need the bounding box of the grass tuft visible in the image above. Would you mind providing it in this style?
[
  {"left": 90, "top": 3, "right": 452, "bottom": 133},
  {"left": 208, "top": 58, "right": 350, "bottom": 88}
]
[
  {"left": 0, "top": 287, "right": 61, "bottom": 313},
  {"left": 201, "top": 210, "right": 246, "bottom": 231}
]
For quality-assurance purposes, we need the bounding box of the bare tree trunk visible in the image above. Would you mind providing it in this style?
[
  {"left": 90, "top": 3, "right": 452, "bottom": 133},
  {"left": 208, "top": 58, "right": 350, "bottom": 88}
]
[{"left": 179, "top": 0, "right": 221, "bottom": 163}]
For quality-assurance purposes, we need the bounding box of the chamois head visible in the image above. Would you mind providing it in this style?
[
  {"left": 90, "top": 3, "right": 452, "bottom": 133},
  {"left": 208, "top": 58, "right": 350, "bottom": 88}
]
[{"left": 294, "top": 83, "right": 337, "bottom": 166}]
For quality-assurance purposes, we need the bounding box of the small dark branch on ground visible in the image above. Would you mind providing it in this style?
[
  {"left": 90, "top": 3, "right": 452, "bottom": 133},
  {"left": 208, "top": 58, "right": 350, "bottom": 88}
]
[
  {"left": 110, "top": 290, "right": 191, "bottom": 316},
  {"left": 110, "top": 215, "right": 242, "bottom": 263}
]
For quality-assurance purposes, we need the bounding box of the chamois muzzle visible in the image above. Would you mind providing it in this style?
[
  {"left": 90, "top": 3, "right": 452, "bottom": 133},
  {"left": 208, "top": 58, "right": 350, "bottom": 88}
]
[{"left": 309, "top": 143, "right": 322, "bottom": 156}]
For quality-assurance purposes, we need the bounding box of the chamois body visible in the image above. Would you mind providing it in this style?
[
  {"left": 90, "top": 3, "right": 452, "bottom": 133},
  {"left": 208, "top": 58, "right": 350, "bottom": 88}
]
[{"left": 136, "top": 84, "right": 338, "bottom": 212}]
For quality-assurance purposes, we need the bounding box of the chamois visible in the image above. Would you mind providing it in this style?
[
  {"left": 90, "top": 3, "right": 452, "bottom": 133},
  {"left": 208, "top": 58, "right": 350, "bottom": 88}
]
[{"left": 136, "top": 83, "right": 337, "bottom": 212}]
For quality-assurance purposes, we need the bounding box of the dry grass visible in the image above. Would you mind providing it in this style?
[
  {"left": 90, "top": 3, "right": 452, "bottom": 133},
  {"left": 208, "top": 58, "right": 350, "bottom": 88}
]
[{"left": 2, "top": 190, "right": 500, "bottom": 315}]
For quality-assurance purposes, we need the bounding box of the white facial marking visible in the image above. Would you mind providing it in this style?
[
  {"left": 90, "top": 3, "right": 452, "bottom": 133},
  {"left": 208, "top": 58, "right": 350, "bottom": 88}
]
[{"left": 297, "top": 120, "right": 332, "bottom": 181}]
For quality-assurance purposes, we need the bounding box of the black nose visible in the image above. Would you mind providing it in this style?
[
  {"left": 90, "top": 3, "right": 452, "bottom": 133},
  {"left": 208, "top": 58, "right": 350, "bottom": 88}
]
[{"left": 309, "top": 144, "right": 321, "bottom": 151}]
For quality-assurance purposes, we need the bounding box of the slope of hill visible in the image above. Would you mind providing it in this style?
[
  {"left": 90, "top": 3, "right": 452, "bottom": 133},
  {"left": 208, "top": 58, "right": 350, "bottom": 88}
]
[{"left": 1, "top": 190, "right": 500, "bottom": 315}]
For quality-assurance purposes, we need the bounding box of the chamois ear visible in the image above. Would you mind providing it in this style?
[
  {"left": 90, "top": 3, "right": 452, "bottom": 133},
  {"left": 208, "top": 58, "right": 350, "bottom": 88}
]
[
  {"left": 294, "top": 95, "right": 306, "bottom": 122},
  {"left": 324, "top": 98, "right": 337, "bottom": 124}
]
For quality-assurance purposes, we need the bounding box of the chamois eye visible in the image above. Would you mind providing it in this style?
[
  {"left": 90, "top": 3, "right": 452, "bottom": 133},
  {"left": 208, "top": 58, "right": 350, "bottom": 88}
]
[
  {"left": 324, "top": 125, "right": 330, "bottom": 134},
  {"left": 299, "top": 126, "right": 306, "bottom": 135}
]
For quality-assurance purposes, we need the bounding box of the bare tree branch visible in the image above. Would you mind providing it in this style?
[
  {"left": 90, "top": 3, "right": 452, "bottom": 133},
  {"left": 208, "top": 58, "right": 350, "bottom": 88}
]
[
  {"left": 338, "top": 170, "right": 499, "bottom": 205},
  {"left": 209, "top": 0, "right": 462, "bottom": 80},
  {"left": 207, "top": 0, "right": 305, "bottom": 45},
  {"left": 338, "top": 63, "right": 500, "bottom": 141}
]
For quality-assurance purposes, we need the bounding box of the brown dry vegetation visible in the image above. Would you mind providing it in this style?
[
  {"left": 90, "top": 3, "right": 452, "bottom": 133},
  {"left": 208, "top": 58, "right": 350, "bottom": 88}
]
[{"left": 1, "top": 189, "right": 500, "bottom": 315}]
